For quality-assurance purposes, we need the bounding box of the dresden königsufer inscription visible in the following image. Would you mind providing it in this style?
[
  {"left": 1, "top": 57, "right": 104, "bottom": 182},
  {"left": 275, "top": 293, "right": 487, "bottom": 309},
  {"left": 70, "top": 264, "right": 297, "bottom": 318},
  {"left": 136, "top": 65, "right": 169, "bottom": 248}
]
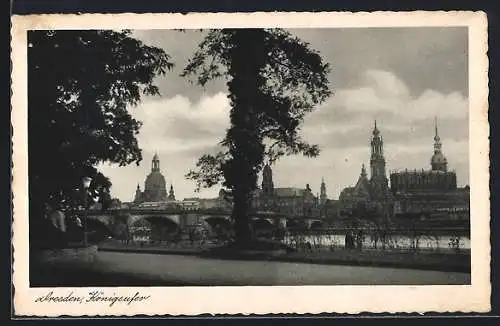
[
  {"left": 34, "top": 291, "right": 151, "bottom": 307},
  {"left": 11, "top": 11, "right": 490, "bottom": 316}
]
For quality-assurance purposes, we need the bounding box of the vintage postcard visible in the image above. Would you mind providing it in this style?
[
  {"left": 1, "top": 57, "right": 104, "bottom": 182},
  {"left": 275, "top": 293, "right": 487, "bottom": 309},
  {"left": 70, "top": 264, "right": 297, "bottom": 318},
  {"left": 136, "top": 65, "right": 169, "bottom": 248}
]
[{"left": 11, "top": 11, "right": 490, "bottom": 316}]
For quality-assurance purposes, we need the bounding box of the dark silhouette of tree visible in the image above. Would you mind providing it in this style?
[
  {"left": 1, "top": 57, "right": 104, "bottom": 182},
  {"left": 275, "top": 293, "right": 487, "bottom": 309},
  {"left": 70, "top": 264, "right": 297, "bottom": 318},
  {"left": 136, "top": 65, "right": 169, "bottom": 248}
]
[
  {"left": 182, "top": 29, "right": 331, "bottom": 246},
  {"left": 28, "top": 30, "right": 173, "bottom": 245}
]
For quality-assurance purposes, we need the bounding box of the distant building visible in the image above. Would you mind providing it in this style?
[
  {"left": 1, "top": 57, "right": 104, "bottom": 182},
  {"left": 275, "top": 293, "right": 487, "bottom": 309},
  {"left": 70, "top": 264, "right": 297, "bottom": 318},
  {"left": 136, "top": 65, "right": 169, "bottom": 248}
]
[
  {"left": 251, "top": 163, "right": 319, "bottom": 217},
  {"left": 133, "top": 153, "right": 176, "bottom": 205},
  {"left": 198, "top": 190, "right": 233, "bottom": 211},
  {"left": 339, "top": 119, "right": 470, "bottom": 221},
  {"left": 323, "top": 199, "right": 341, "bottom": 218},
  {"left": 390, "top": 118, "right": 470, "bottom": 219}
]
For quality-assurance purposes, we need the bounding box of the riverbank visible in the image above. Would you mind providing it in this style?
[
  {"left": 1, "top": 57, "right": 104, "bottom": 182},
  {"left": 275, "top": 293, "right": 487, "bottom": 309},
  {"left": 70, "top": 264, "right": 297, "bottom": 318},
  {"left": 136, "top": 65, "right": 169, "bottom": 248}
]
[
  {"left": 31, "top": 250, "right": 470, "bottom": 287},
  {"left": 98, "top": 242, "right": 470, "bottom": 273}
]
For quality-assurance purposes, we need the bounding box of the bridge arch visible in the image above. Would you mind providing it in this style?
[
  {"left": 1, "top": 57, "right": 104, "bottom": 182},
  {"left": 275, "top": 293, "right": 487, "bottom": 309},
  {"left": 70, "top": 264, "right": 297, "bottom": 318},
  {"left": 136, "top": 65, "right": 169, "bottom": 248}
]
[
  {"left": 129, "top": 215, "right": 181, "bottom": 243},
  {"left": 128, "top": 214, "right": 180, "bottom": 226},
  {"left": 253, "top": 218, "right": 274, "bottom": 229},
  {"left": 202, "top": 216, "right": 233, "bottom": 239}
]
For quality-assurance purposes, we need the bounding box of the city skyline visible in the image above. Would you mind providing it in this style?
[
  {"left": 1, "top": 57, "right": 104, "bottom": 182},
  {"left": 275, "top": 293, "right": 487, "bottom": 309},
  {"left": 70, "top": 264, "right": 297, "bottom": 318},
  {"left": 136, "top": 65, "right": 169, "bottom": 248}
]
[{"left": 97, "top": 28, "right": 469, "bottom": 202}]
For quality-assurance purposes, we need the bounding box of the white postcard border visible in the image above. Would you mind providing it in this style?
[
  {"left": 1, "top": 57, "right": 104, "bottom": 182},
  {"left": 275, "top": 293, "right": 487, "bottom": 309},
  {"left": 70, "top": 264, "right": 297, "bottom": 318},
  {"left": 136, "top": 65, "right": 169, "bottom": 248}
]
[{"left": 11, "top": 11, "right": 490, "bottom": 316}]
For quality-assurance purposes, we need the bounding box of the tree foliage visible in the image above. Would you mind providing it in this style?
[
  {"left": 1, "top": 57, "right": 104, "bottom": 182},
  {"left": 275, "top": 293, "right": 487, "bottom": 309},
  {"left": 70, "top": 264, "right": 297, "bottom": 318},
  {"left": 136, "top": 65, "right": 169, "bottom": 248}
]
[
  {"left": 182, "top": 29, "right": 331, "bottom": 244},
  {"left": 28, "top": 30, "right": 173, "bottom": 218}
]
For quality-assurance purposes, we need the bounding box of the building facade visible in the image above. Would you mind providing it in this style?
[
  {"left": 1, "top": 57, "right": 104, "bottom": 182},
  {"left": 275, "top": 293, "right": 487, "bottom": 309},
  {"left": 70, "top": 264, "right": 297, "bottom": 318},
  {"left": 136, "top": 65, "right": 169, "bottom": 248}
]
[
  {"left": 389, "top": 119, "right": 470, "bottom": 219},
  {"left": 251, "top": 163, "right": 320, "bottom": 218},
  {"left": 339, "top": 119, "right": 470, "bottom": 221}
]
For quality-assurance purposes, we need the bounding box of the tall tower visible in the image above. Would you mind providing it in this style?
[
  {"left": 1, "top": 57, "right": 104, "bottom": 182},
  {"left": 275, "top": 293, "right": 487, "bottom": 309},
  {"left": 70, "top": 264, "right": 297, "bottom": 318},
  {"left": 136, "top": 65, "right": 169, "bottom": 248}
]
[
  {"left": 320, "top": 177, "right": 327, "bottom": 205},
  {"left": 262, "top": 163, "right": 274, "bottom": 196},
  {"left": 152, "top": 152, "right": 160, "bottom": 172},
  {"left": 134, "top": 184, "right": 142, "bottom": 203},
  {"left": 430, "top": 117, "right": 448, "bottom": 172},
  {"left": 370, "top": 120, "right": 386, "bottom": 179},
  {"left": 369, "top": 120, "right": 388, "bottom": 196}
]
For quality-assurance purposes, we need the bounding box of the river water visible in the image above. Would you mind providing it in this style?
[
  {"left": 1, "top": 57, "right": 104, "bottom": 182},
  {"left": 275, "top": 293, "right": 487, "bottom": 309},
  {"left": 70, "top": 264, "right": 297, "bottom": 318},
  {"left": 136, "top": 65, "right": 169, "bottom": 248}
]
[{"left": 282, "top": 234, "right": 471, "bottom": 251}]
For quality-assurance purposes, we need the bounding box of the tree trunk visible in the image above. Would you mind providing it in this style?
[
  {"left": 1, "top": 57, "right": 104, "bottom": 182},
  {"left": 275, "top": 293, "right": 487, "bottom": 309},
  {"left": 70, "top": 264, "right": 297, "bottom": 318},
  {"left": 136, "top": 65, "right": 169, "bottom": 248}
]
[
  {"left": 232, "top": 191, "right": 254, "bottom": 246},
  {"left": 225, "top": 30, "right": 267, "bottom": 248}
]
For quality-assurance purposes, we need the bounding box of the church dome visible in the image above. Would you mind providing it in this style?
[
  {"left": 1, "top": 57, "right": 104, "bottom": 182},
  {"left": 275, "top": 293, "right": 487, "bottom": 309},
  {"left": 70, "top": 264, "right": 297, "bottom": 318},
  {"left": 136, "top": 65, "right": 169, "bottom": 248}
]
[
  {"left": 145, "top": 171, "right": 166, "bottom": 190},
  {"left": 142, "top": 153, "right": 168, "bottom": 202},
  {"left": 431, "top": 151, "right": 448, "bottom": 173}
]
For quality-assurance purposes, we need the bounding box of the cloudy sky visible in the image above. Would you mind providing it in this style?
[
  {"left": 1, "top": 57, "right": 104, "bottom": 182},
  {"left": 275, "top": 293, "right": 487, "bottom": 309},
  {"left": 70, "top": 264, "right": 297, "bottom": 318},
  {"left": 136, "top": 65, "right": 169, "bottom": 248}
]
[{"left": 98, "top": 27, "right": 469, "bottom": 202}]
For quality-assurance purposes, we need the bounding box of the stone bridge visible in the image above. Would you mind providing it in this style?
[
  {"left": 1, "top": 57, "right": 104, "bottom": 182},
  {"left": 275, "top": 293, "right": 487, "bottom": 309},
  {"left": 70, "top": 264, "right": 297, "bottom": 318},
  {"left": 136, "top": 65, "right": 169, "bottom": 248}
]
[{"left": 86, "top": 208, "right": 324, "bottom": 237}]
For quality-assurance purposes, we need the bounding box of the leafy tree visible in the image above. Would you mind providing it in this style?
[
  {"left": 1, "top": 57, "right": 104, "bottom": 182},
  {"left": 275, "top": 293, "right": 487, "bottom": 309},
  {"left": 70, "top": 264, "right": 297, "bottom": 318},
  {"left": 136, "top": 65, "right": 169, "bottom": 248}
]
[
  {"left": 28, "top": 30, "right": 172, "bottom": 244},
  {"left": 182, "top": 29, "right": 331, "bottom": 246}
]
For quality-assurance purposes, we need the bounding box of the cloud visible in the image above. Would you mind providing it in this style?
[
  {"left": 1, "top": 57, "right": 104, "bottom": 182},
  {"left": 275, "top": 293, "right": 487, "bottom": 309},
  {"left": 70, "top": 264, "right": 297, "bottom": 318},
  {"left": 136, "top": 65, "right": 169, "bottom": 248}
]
[
  {"left": 101, "top": 69, "right": 469, "bottom": 202},
  {"left": 274, "top": 69, "right": 469, "bottom": 198},
  {"left": 98, "top": 93, "right": 231, "bottom": 201},
  {"left": 132, "top": 27, "right": 468, "bottom": 103},
  {"left": 92, "top": 28, "right": 469, "bottom": 202},
  {"left": 303, "top": 69, "right": 468, "bottom": 137},
  {"left": 132, "top": 92, "right": 230, "bottom": 154},
  {"left": 290, "top": 27, "right": 468, "bottom": 97},
  {"left": 361, "top": 69, "right": 411, "bottom": 99}
]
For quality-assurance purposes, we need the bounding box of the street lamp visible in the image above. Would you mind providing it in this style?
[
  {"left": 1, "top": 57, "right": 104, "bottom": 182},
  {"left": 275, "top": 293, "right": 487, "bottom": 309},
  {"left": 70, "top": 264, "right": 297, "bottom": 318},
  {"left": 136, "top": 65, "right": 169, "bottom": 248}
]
[{"left": 82, "top": 176, "right": 92, "bottom": 246}]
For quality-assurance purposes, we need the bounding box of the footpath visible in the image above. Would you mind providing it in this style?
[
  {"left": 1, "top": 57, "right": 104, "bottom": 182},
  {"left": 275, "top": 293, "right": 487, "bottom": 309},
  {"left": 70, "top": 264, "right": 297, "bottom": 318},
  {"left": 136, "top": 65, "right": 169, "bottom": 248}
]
[{"left": 98, "top": 242, "right": 471, "bottom": 273}]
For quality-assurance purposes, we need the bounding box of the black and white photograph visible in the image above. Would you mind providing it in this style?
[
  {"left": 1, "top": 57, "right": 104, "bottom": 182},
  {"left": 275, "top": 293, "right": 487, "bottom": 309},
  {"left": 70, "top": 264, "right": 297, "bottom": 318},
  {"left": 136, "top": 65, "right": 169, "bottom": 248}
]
[{"left": 11, "top": 12, "right": 490, "bottom": 315}]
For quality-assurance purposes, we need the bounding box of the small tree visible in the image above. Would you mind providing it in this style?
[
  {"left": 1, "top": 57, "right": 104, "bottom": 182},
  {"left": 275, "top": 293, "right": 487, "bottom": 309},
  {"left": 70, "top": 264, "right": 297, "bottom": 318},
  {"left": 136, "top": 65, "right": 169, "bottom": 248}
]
[{"left": 182, "top": 29, "right": 331, "bottom": 246}]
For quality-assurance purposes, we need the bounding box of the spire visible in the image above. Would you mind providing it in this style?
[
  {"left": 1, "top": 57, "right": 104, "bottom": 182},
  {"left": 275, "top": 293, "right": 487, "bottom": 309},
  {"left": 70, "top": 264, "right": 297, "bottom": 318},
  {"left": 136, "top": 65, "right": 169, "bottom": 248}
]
[
  {"left": 431, "top": 117, "right": 447, "bottom": 172},
  {"left": 434, "top": 116, "right": 440, "bottom": 142},
  {"left": 433, "top": 117, "right": 442, "bottom": 154},
  {"left": 373, "top": 119, "right": 380, "bottom": 136}
]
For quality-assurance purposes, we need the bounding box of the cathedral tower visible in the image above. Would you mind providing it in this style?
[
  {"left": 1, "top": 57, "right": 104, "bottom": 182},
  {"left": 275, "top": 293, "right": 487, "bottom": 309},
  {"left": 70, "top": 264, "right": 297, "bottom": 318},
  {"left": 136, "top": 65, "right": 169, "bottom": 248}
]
[
  {"left": 134, "top": 184, "right": 142, "bottom": 203},
  {"left": 369, "top": 120, "right": 389, "bottom": 196},
  {"left": 262, "top": 163, "right": 274, "bottom": 196},
  {"left": 430, "top": 117, "right": 448, "bottom": 172},
  {"left": 370, "top": 120, "right": 387, "bottom": 179}
]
